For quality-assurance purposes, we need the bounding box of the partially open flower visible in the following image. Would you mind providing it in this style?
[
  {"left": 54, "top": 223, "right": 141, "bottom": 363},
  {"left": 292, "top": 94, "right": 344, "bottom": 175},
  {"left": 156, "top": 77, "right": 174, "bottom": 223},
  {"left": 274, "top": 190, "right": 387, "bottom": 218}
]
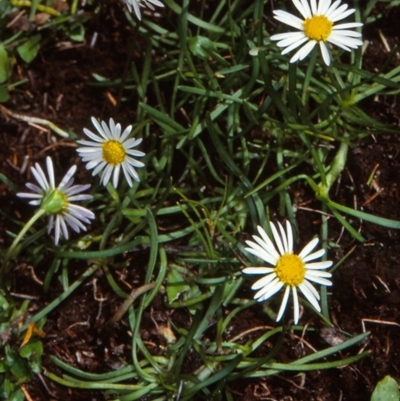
[
  {"left": 77, "top": 117, "right": 145, "bottom": 188},
  {"left": 17, "top": 157, "right": 94, "bottom": 245},
  {"left": 242, "top": 222, "right": 333, "bottom": 324},
  {"left": 270, "top": 0, "right": 363, "bottom": 65},
  {"left": 123, "top": 0, "right": 164, "bottom": 20}
]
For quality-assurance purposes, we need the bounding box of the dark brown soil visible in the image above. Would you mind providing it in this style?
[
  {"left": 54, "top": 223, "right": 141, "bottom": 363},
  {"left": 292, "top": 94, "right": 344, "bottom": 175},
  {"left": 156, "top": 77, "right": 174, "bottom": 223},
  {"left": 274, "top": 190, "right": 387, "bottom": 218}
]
[{"left": 1, "top": 2, "right": 399, "bottom": 401}]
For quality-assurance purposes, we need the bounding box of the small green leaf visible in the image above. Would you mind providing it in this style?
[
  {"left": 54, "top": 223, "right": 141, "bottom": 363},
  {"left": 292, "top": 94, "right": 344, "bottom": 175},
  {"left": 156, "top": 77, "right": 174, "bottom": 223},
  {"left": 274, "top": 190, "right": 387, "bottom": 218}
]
[
  {"left": 68, "top": 23, "right": 85, "bottom": 42},
  {"left": 17, "top": 34, "right": 42, "bottom": 63},
  {"left": 371, "top": 376, "right": 400, "bottom": 401},
  {"left": 166, "top": 269, "right": 190, "bottom": 304},
  {"left": 0, "top": 86, "right": 9, "bottom": 102},
  {"left": 0, "top": 44, "right": 12, "bottom": 83},
  {"left": 0, "top": 359, "right": 7, "bottom": 372},
  {"left": 5, "top": 345, "right": 31, "bottom": 381},
  {"left": 188, "top": 36, "right": 216, "bottom": 59},
  {"left": 19, "top": 339, "right": 43, "bottom": 359},
  {"left": 0, "top": 290, "right": 12, "bottom": 320},
  {"left": 9, "top": 389, "right": 25, "bottom": 401}
]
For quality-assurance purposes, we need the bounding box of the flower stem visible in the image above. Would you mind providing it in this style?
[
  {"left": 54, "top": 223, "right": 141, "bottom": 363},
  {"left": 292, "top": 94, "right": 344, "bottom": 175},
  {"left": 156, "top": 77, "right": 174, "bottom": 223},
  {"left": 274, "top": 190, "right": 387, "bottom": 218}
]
[
  {"left": 318, "top": 138, "right": 349, "bottom": 199},
  {"left": 1, "top": 209, "right": 46, "bottom": 288}
]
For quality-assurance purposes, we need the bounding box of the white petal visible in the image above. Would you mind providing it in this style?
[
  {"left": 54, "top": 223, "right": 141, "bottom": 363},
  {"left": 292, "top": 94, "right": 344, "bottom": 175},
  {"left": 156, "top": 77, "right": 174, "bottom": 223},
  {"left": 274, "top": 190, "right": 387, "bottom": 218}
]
[
  {"left": 124, "top": 162, "right": 141, "bottom": 181},
  {"left": 278, "top": 222, "right": 289, "bottom": 253},
  {"left": 305, "top": 260, "right": 333, "bottom": 270},
  {"left": 119, "top": 126, "right": 132, "bottom": 143},
  {"left": 293, "top": 0, "right": 312, "bottom": 19},
  {"left": 259, "top": 281, "right": 285, "bottom": 302},
  {"left": 63, "top": 213, "right": 86, "bottom": 233},
  {"left": 325, "top": 0, "right": 341, "bottom": 18},
  {"left": 298, "top": 282, "right": 321, "bottom": 312},
  {"left": 121, "top": 163, "right": 133, "bottom": 187},
  {"left": 298, "top": 237, "right": 319, "bottom": 259},
  {"left": 68, "top": 204, "right": 95, "bottom": 220},
  {"left": 126, "top": 156, "right": 145, "bottom": 167},
  {"left": 109, "top": 118, "right": 120, "bottom": 139},
  {"left": 68, "top": 194, "right": 92, "bottom": 203},
  {"left": 53, "top": 216, "right": 60, "bottom": 245},
  {"left": 112, "top": 164, "right": 121, "bottom": 188},
  {"left": 310, "top": 0, "right": 317, "bottom": 14},
  {"left": 286, "top": 221, "right": 293, "bottom": 253},
  {"left": 255, "top": 277, "right": 283, "bottom": 300},
  {"left": 318, "top": 0, "right": 332, "bottom": 15},
  {"left": 242, "top": 267, "right": 275, "bottom": 275},
  {"left": 25, "top": 183, "right": 42, "bottom": 193},
  {"left": 331, "top": 29, "right": 362, "bottom": 37},
  {"left": 333, "top": 22, "right": 363, "bottom": 29},
  {"left": 101, "top": 164, "right": 113, "bottom": 186},
  {"left": 77, "top": 140, "right": 102, "bottom": 148},
  {"left": 292, "top": 286, "right": 300, "bottom": 324},
  {"left": 328, "top": 34, "right": 362, "bottom": 48},
  {"left": 101, "top": 120, "right": 113, "bottom": 139},
  {"left": 290, "top": 40, "right": 316, "bottom": 62},
  {"left": 45, "top": 157, "right": 55, "bottom": 188},
  {"left": 64, "top": 184, "right": 91, "bottom": 197},
  {"left": 91, "top": 161, "right": 107, "bottom": 175},
  {"left": 31, "top": 163, "right": 49, "bottom": 191},
  {"left": 327, "top": 3, "right": 348, "bottom": 18},
  {"left": 271, "top": 31, "right": 305, "bottom": 44},
  {"left": 304, "top": 274, "right": 332, "bottom": 286},
  {"left": 132, "top": 1, "right": 142, "bottom": 19},
  {"left": 273, "top": 10, "right": 304, "bottom": 30},
  {"left": 91, "top": 117, "right": 107, "bottom": 139},
  {"left": 58, "top": 165, "right": 77, "bottom": 191},
  {"left": 270, "top": 223, "right": 285, "bottom": 256},
  {"left": 245, "top": 243, "right": 277, "bottom": 265},
  {"left": 306, "top": 270, "right": 332, "bottom": 278},
  {"left": 331, "top": 7, "right": 355, "bottom": 22},
  {"left": 124, "top": 137, "right": 143, "bottom": 149},
  {"left": 320, "top": 41, "right": 331, "bottom": 65},
  {"left": 326, "top": 37, "right": 351, "bottom": 51},
  {"left": 298, "top": 39, "right": 317, "bottom": 60},
  {"left": 17, "top": 192, "right": 42, "bottom": 199},
  {"left": 147, "top": 0, "right": 163, "bottom": 7},
  {"left": 82, "top": 128, "right": 103, "bottom": 143},
  {"left": 281, "top": 37, "right": 310, "bottom": 55},
  {"left": 59, "top": 215, "right": 69, "bottom": 240},
  {"left": 251, "top": 273, "right": 278, "bottom": 290},
  {"left": 302, "top": 248, "right": 325, "bottom": 262},
  {"left": 48, "top": 215, "right": 54, "bottom": 235},
  {"left": 257, "top": 226, "right": 281, "bottom": 260},
  {"left": 276, "top": 285, "right": 291, "bottom": 322},
  {"left": 302, "top": 279, "right": 321, "bottom": 300}
]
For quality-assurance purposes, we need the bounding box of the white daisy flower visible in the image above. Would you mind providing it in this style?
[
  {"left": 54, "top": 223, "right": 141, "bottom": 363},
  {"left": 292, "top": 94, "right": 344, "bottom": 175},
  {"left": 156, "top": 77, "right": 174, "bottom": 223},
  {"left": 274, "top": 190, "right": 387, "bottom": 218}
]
[
  {"left": 123, "top": 0, "right": 164, "bottom": 20},
  {"left": 17, "top": 157, "right": 94, "bottom": 245},
  {"left": 270, "top": 0, "right": 363, "bottom": 66},
  {"left": 242, "top": 222, "right": 333, "bottom": 324},
  {"left": 77, "top": 117, "right": 145, "bottom": 188}
]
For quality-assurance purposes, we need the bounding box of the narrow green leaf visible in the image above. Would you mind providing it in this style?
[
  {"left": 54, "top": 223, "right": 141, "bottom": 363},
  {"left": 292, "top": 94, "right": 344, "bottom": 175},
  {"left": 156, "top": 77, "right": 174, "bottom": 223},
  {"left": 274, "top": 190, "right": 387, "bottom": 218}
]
[{"left": 329, "top": 200, "right": 400, "bottom": 230}]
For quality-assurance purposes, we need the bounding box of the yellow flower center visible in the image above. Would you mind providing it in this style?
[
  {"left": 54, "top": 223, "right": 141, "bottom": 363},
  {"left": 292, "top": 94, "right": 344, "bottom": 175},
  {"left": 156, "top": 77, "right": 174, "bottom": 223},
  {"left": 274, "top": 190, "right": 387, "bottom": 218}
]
[
  {"left": 275, "top": 253, "right": 306, "bottom": 286},
  {"left": 303, "top": 15, "right": 333, "bottom": 42},
  {"left": 102, "top": 140, "right": 126, "bottom": 166}
]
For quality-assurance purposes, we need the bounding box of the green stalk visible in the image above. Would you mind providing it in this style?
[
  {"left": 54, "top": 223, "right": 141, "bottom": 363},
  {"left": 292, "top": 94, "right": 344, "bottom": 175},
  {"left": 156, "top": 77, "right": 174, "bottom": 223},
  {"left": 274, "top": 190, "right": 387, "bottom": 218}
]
[
  {"left": 20, "top": 264, "right": 100, "bottom": 332},
  {"left": 1, "top": 209, "right": 46, "bottom": 288},
  {"left": 318, "top": 139, "right": 349, "bottom": 199}
]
